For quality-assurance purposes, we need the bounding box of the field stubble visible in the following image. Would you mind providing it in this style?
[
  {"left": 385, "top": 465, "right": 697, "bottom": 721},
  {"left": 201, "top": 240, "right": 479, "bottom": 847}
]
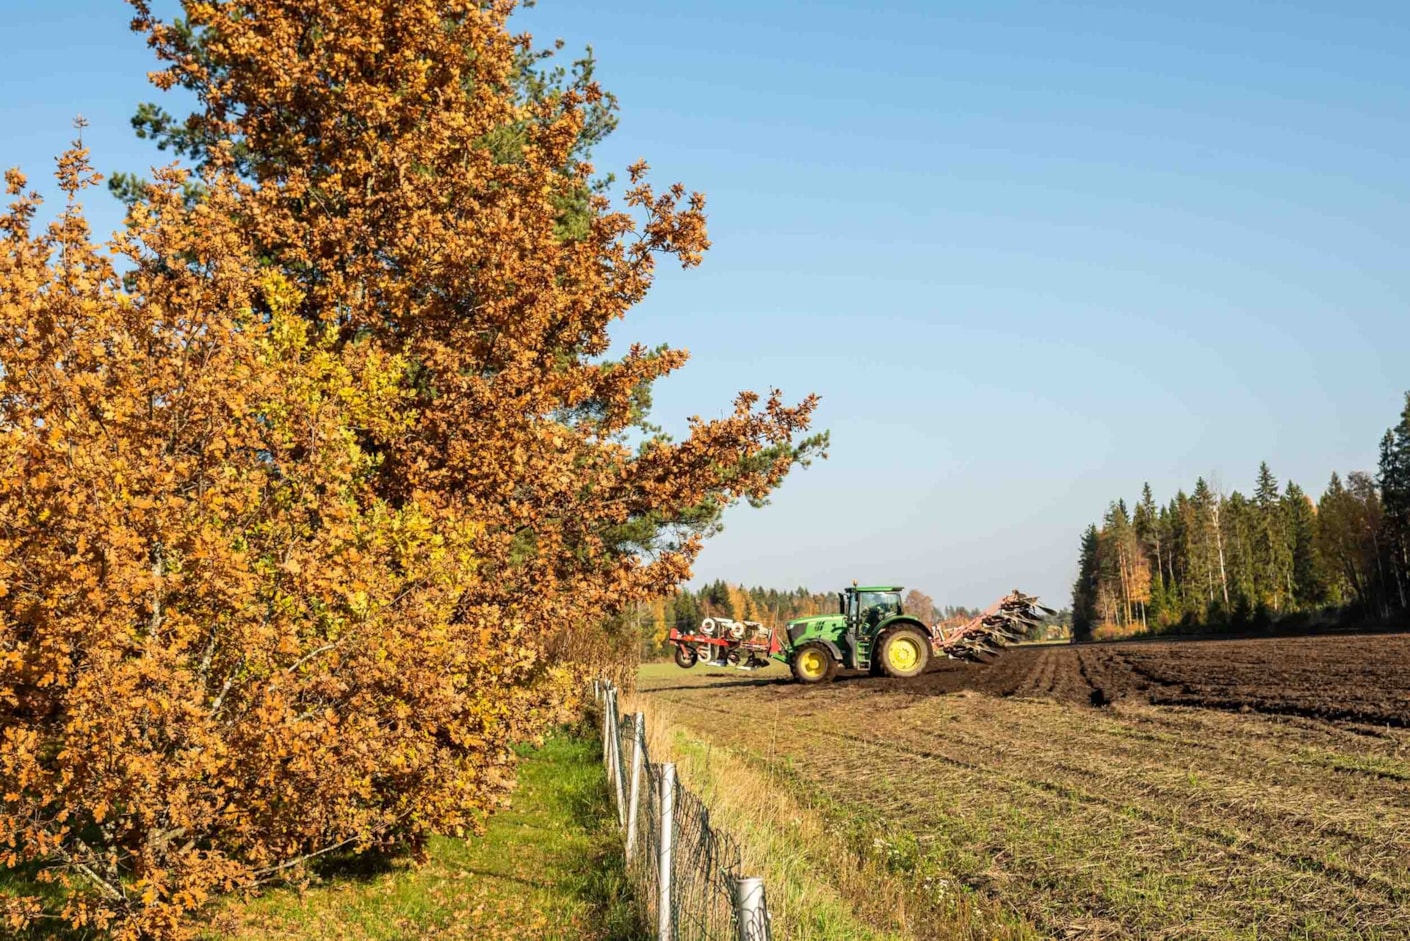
[{"left": 639, "top": 634, "right": 1410, "bottom": 940}]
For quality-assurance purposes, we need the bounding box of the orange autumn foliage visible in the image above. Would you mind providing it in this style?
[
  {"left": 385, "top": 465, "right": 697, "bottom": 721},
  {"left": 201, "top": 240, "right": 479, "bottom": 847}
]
[{"left": 0, "top": 2, "right": 820, "bottom": 937}]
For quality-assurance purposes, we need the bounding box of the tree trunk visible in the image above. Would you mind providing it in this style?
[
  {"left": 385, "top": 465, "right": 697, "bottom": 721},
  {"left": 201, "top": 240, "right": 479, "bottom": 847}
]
[{"left": 1212, "top": 500, "right": 1230, "bottom": 609}]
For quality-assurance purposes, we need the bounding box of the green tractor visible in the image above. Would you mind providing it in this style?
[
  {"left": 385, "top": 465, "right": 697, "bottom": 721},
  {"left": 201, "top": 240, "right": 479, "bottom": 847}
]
[{"left": 773, "top": 585, "right": 1051, "bottom": 683}]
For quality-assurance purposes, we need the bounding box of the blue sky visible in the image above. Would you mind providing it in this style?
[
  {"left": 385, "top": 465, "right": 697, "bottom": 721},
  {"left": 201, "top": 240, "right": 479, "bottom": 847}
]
[{"left": 3, "top": 1, "right": 1407, "bottom": 609}]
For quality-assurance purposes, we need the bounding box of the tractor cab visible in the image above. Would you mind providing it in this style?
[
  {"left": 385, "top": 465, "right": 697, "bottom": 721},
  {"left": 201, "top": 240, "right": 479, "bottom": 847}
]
[
  {"left": 777, "top": 583, "right": 933, "bottom": 683},
  {"left": 841, "top": 586, "right": 904, "bottom": 630}
]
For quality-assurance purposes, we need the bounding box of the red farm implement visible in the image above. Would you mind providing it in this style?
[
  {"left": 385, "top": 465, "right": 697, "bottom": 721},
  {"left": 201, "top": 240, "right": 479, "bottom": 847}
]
[{"left": 668, "top": 617, "right": 779, "bottom": 671}]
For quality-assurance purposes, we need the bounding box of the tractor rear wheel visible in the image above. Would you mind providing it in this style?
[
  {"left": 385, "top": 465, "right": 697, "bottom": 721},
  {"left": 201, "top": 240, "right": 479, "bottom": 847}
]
[
  {"left": 673, "top": 645, "right": 698, "bottom": 669},
  {"left": 790, "top": 643, "right": 837, "bottom": 684},
  {"left": 878, "top": 628, "right": 930, "bottom": 679}
]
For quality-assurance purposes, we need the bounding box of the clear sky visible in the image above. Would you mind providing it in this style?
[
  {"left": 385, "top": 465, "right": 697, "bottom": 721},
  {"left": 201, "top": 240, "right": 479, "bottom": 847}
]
[{"left": 3, "top": 1, "right": 1407, "bottom": 609}]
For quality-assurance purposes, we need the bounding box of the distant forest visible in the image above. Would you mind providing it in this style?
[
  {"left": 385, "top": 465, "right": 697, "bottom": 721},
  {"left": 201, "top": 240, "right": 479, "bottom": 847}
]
[{"left": 1072, "top": 393, "right": 1410, "bottom": 640}]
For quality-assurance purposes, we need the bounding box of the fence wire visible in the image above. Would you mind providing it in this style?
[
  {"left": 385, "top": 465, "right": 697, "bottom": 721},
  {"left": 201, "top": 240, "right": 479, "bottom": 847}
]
[
  {"left": 669, "top": 777, "right": 744, "bottom": 940},
  {"left": 635, "top": 749, "right": 664, "bottom": 930},
  {"left": 598, "top": 684, "right": 768, "bottom": 941}
]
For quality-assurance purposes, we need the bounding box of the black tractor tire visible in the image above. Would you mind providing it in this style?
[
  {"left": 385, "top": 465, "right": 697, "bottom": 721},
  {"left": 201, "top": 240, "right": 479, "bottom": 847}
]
[
  {"left": 878, "top": 627, "right": 931, "bottom": 679},
  {"left": 673, "top": 644, "right": 698, "bottom": 669},
  {"left": 790, "top": 643, "right": 838, "bottom": 684}
]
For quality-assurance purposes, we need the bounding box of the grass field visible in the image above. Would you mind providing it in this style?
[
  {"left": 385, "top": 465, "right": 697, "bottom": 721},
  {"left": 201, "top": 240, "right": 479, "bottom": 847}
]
[
  {"left": 214, "top": 732, "right": 644, "bottom": 941},
  {"left": 638, "top": 637, "right": 1410, "bottom": 940}
]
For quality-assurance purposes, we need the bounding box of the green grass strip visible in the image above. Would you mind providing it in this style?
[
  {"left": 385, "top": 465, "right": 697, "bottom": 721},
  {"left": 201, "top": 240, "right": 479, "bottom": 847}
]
[{"left": 217, "top": 730, "right": 646, "bottom": 941}]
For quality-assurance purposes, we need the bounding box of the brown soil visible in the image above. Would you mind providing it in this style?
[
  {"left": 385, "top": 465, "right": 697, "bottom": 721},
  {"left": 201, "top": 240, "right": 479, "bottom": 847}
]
[{"left": 834, "top": 633, "right": 1410, "bottom": 727}]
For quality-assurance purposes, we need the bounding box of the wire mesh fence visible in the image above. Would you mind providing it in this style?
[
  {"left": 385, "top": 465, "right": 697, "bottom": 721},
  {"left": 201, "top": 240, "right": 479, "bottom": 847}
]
[
  {"left": 669, "top": 778, "right": 745, "bottom": 940},
  {"left": 594, "top": 679, "right": 772, "bottom": 941}
]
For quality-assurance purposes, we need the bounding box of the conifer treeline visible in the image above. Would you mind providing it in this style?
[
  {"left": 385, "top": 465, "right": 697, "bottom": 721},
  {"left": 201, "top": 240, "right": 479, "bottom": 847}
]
[{"left": 1072, "top": 393, "right": 1410, "bottom": 639}]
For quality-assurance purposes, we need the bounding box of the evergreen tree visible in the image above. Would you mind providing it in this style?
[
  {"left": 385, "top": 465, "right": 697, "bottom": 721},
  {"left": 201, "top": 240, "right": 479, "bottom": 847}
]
[
  {"left": 1283, "top": 482, "right": 1328, "bottom": 606},
  {"left": 1099, "top": 502, "right": 1136, "bottom": 628},
  {"left": 701, "top": 580, "right": 736, "bottom": 619},
  {"left": 1167, "top": 493, "right": 1194, "bottom": 622},
  {"left": 1133, "top": 483, "right": 1166, "bottom": 624},
  {"left": 1072, "top": 524, "right": 1101, "bottom": 640},
  {"left": 668, "top": 592, "right": 702, "bottom": 632},
  {"left": 1252, "top": 462, "right": 1293, "bottom": 611},
  {"left": 1189, "top": 478, "right": 1224, "bottom": 615},
  {"left": 1378, "top": 394, "right": 1410, "bottom": 611},
  {"left": 1223, "top": 491, "right": 1257, "bottom": 622}
]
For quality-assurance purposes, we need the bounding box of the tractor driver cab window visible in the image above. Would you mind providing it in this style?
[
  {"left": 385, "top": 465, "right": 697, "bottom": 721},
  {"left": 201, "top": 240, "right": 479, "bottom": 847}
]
[{"left": 859, "top": 591, "right": 899, "bottom": 626}]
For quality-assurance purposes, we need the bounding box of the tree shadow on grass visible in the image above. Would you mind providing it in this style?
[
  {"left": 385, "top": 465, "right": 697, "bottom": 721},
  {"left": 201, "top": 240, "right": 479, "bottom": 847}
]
[
  {"left": 307, "top": 846, "right": 402, "bottom": 883},
  {"left": 2, "top": 917, "right": 88, "bottom": 941},
  {"left": 1, "top": 862, "right": 94, "bottom": 941},
  {"left": 2, "top": 846, "right": 407, "bottom": 941},
  {"left": 561, "top": 737, "right": 651, "bottom": 941}
]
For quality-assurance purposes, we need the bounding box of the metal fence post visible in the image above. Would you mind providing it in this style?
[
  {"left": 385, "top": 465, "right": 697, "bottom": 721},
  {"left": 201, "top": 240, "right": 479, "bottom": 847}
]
[
  {"left": 658, "top": 762, "right": 675, "bottom": 941},
  {"left": 625, "top": 711, "right": 645, "bottom": 858},
  {"left": 608, "top": 697, "right": 627, "bottom": 826},
  {"left": 607, "top": 691, "right": 620, "bottom": 788},
  {"left": 601, "top": 685, "right": 613, "bottom": 768},
  {"left": 734, "top": 876, "right": 771, "bottom": 941},
  {"left": 606, "top": 690, "right": 615, "bottom": 779}
]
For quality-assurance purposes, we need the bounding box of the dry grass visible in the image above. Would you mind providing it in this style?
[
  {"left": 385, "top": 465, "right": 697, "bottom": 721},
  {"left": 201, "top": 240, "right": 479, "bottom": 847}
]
[{"left": 620, "top": 677, "right": 1037, "bottom": 941}]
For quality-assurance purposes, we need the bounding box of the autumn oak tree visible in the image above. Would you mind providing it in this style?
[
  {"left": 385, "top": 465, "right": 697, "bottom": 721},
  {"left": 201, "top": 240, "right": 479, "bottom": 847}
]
[{"left": 0, "top": 2, "right": 822, "bottom": 937}]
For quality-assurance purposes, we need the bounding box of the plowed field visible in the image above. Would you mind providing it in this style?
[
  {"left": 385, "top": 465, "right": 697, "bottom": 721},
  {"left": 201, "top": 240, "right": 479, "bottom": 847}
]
[
  {"left": 875, "top": 633, "right": 1410, "bottom": 727},
  {"left": 641, "top": 634, "right": 1410, "bottom": 940}
]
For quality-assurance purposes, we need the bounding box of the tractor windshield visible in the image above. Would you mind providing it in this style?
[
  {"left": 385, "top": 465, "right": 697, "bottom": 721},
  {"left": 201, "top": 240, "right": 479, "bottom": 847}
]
[{"left": 858, "top": 591, "right": 901, "bottom": 626}]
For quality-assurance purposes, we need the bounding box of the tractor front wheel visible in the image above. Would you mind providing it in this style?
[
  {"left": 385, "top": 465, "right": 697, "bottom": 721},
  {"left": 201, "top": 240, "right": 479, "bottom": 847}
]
[
  {"left": 878, "top": 628, "right": 930, "bottom": 679},
  {"left": 673, "top": 644, "right": 698, "bottom": 669},
  {"left": 790, "top": 643, "right": 837, "bottom": 684}
]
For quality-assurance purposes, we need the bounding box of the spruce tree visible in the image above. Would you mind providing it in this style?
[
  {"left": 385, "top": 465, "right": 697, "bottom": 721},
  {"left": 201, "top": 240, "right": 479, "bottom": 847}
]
[
  {"left": 1252, "top": 462, "right": 1293, "bottom": 611},
  {"left": 1283, "top": 481, "right": 1325, "bottom": 607},
  {"left": 1378, "top": 393, "right": 1410, "bottom": 611},
  {"left": 1071, "top": 524, "right": 1101, "bottom": 641},
  {"left": 1167, "top": 493, "right": 1194, "bottom": 621},
  {"left": 1224, "top": 491, "right": 1258, "bottom": 622}
]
